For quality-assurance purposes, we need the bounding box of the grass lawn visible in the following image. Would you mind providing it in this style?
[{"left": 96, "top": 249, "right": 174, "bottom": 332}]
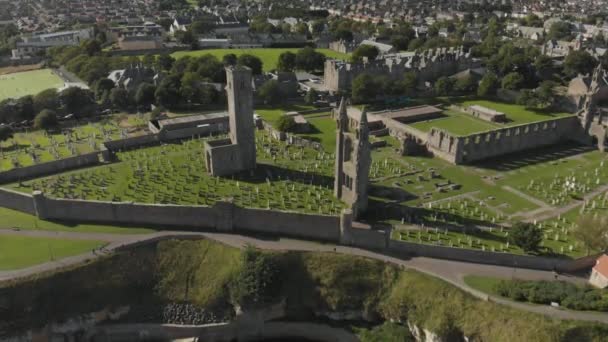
[
  {"left": 255, "top": 104, "right": 314, "bottom": 126},
  {"left": 458, "top": 100, "right": 572, "bottom": 125},
  {"left": 0, "top": 234, "right": 104, "bottom": 270},
  {"left": 463, "top": 275, "right": 504, "bottom": 296},
  {"left": 408, "top": 109, "right": 499, "bottom": 136},
  {"left": 0, "top": 69, "right": 64, "bottom": 102},
  {"left": 0, "top": 207, "right": 156, "bottom": 234},
  {"left": 294, "top": 113, "right": 336, "bottom": 152},
  {"left": 170, "top": 48, "right": 350, "bottom": 71}
]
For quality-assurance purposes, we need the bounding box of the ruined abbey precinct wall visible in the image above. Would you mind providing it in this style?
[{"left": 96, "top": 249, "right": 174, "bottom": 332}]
[
  {"left": 324, "top": 46, "right": 479, "bottom": 93},
  {"left": 0, "top": 187, "right": 35, "bottom": 214},
  {"left": 0, "top": 152, "right": 102, "bottom": 184},
  {"left": 30, "top": 193, "right": 341, "bottom": 242},
  {"left": 427, "top": 116, "right": 584, "bottom": 164}
]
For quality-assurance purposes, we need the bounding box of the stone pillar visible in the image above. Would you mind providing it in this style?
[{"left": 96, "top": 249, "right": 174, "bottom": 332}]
[
  {"left": 215, "top": 199, "right": 235, "bottom": 232},
  {"left": 32, "top": 190, "right": 47, "bottom": 220},
  {"left": 339, "top": 209, "right": 353, "bottom": 245}
]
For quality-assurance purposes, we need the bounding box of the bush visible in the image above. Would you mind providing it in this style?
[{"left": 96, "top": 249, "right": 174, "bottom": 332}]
[
  {"left": 230, "top": 247, "right": 282, "bottom": 309},
  {"left": 508, "top": 222, "right": 543, "bottom": 253},
  {"left": 495, "top": 279, "right": 607, "bottom": 311},
  {"left": 34, "top": 109, "right": 59, "bottom": 130},
  {"left": 0, "top": 125, "right": 13, "bottom": 142},
  {"left": 276, "top": 115, "right": 296, "bottom": 132}
]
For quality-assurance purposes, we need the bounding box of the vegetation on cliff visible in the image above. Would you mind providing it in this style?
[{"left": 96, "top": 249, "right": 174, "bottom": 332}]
[{"left": 2, "top": 238, "right": 608, "bottom": 341}]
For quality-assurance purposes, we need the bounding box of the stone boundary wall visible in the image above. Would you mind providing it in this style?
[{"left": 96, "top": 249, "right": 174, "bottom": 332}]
[
  {"left": 102, "top": 134, "right": 162, "bottom": 152},
  {"left": 0, "top": 189, "right": 590, "bottom": 271},
  {"left": 0, "top": 188, "right": 35, "bottom": 215},
  {"left": 233, "top": 206, "right": 340, "bottom": 241},
  {"left": 427, "top": 116, "right": 582, "bottom": 164},
  {"left": 389, "top": 239, "right": 572, "bottom": 271},
  {"left": 0, "top": 152, "right": 102, "bottom": 184},
  {"left": 31, "top": 193, "right": 341, "bottom": 242}
]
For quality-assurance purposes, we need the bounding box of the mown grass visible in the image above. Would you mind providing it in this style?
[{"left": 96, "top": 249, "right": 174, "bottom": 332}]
[
  {"left": 0, "top": 235, "right": 104, "bottom": 270},
  {"left": 0, "top": 69, "right": 63, "bottom": 102},
  {"left": 171, "top": 48, "right": 350, "bottom": 72},
  {"left": 463, "top": 275, "right": 504, "bottom": 296}
]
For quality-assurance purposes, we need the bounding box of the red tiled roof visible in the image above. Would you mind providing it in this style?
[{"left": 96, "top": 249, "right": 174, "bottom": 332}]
[{"left": 593, "top": 254, "right": 608, "bottom": 277}]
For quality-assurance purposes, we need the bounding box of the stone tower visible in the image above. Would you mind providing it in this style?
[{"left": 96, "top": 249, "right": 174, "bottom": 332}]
[
  {"left": 226, "top": 65, "right": 256, "bottom": 167},
  {"left": 204, "top": 66, "right": 256, "bottom": 176},
  {"left": 334, "top": 98, "right": 371, "bottom": 218}
]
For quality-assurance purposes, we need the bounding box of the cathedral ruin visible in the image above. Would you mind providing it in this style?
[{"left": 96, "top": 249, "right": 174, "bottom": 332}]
[
  {"left": 204, "top": 66, "right": 257, "bottom": 176},
  {"left": 334, "top": 98, "right": 372, "bottom": 219}
]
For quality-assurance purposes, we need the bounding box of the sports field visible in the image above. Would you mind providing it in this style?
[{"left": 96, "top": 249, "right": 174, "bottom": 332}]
[
  {"left": 0, "top": 234, "right": 104, "bottom": 270},
  {"left": 171, "top": 48, "right": 350, "bottom": 71},
  {"left": 0, "top": 69, "right": 64, "bottom": 102}
]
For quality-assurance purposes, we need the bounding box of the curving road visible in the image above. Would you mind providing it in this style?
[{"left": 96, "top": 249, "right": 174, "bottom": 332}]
[{"left": 0, "top": 228, "right": 606, "bottom": 323}]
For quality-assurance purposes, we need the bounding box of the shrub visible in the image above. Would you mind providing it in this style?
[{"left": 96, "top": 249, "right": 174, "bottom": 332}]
[
  {"left": 276, "top": 115, "right": 296, "bottom": 132},
  {"left": 34, "top": 109, "right": 59, "bottom": 130},
  {"left": 230, "top": 247, "right": 283, "bottom": 309}
]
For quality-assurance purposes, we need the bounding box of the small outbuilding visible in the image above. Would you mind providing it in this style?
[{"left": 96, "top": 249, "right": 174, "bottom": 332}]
[{"left": 590, "top": 254, "right": 608, "bottom": 288}]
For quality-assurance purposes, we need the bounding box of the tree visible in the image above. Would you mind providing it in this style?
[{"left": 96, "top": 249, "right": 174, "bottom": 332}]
[
  {"left": 509, "top": 222, "right": 543, "bottom": 253},
  {"left": 352, "top": 73, "right": 378, "bottom": 104},
  {"left": 141, "top": 54, "right": 156, "bottom": 67},
  {"left": 534, "top": 55, "right": 554, "bottom": 75},
  {"left": 295, "top": 47, "right": 326, "bottom": 72},
  {"left": 94, "top": 78, "right": 115, "bottom": 101},
  {"left": 34, "top": 109, "right": 58, "bottom": 130},
  {"left": 564, "top": 51, "right": 597, "bottom": 77},
  {"left": 501, "top": 72, "right": 524, "bottom": 90},
  {"left": 434, "top": 77, "right": 454, "bottom": 96},
  {"left": 237, "top": 54, "right": 263, "bottom": 74},
  {"left": 155, "top": 75, "right": 182, "bottom": 108},
  {"left": 109, "top": 88, "right": 130, "bottom": 110},
  {"left": 305, "top": 88, "right": 318, "bottom": 105},
  {"left": 573, "top": 215, "right": 608, "bottom": 255},
  {"left": 33, "top": 88, "right": 60, "bottom": 113},
  {"left": 222, "top": 53, "right": 237, "bottom": 66},
  {"left": 0, "top": 125, "right": 13, "bottom": 142},
  {"left": 517, "top": 81, "right": 556, "bottom": 109},
  {"left": 157, "top": 53, "right": 175, "bottom": 71},
  {"left": 351, "top": 45, "right": 380, "bottom": 62},
  {"left": 402, "top": 71, "right": 418, "bottom": 95},
  {"left": 135, "top": 83, "right": 156, "bottom": 108},
  {"left": 477, "top": 72, "right": 499, "bottom": 97},
  {"left": 277, "top": 51, "right": 296, "bottom": 72},
  {"left": 81, "top": 39, "right": 101, "bottom": 56},
  {"left": 258, "top": 80, "right": 282, "bottom": 105},
  {"left": 276, "top": 115, "right": 296, "bottom": 132},
  {"left": 547, "top": 21, "right": 573, "bottom": 41},
  {"left": 454, "top": 76, "right": 476, "bottom": 94},
  {"left": 15, "top": 96, "right": 35, "bottom": 121}
]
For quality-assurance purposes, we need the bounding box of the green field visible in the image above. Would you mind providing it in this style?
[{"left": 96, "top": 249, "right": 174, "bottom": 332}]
[
  {"left": 294, "top": 113, "right": 336, "bottom": 152},
  {"left": 459, "top": 100, "right": 571, "bottom": 125},
  {"left": 0, "top": 69, "right": 64, "bottom": 102},
  {"left": 255, "top": 104, "right": 314, "bottom": 126},
  {"left": 0, "top": 234, "right": 104, "bottom": 270},
  {"left": 171, "top": 48, "right": 350, "bottom": 71},
  {"left": 409, "top": 109, "right": 499, "bottom": 136}
]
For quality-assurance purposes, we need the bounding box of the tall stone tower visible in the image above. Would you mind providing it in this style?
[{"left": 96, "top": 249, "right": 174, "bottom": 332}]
[
  {"left": 334, "top": 98, "right": 372, "bottom": 218},
  {"left": 226, "top": 65, "right": 256, "bottom": 167},
  {"left": 204, "top": 66, "right": 256, "bottom": 176}
]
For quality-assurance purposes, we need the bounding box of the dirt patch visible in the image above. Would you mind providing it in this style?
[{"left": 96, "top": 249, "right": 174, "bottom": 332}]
[{"left": 0, "top": 63, "right": 44, "bottom": 76}]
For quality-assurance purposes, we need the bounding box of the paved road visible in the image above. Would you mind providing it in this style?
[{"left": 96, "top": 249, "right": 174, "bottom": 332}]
[{"left": 0, "top": 229, "right": 607, "bottom": 323}]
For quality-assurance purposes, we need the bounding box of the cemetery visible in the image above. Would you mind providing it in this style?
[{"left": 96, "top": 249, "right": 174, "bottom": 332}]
[
  {"left": 0, "top": 115, "right": 146, "bottom": 171},
  {"left": 0, "top": 69, "right": 65, "bottom": 101},
  {"left": 9, "top": 131, "right": 344, "bottom": 215}
]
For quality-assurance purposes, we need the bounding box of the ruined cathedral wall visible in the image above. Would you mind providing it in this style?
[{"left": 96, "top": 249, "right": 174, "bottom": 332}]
[{"left": 427, "top": 116, "right": 582, "bottom": 164}]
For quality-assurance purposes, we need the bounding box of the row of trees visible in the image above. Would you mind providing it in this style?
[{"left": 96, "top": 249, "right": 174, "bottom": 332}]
[{"left": 276, "top": 47, "right": 327, "bottom": 72}]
